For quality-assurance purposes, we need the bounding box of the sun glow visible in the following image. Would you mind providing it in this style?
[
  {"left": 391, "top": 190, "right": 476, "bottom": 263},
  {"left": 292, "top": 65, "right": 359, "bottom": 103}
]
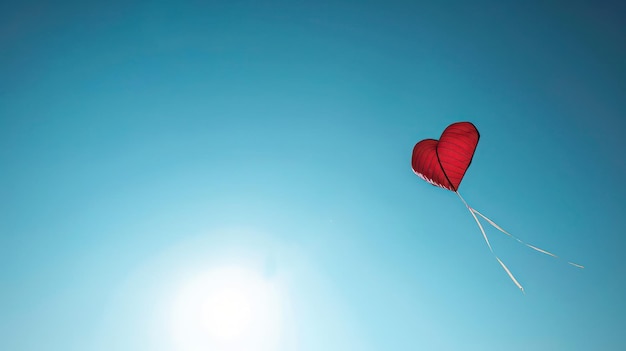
[
  {"left": 201, "top": 286, "right": 252, "bottom": 341},
  {"left": 171, "top": 266, "right": 283, "bottom": 351}
]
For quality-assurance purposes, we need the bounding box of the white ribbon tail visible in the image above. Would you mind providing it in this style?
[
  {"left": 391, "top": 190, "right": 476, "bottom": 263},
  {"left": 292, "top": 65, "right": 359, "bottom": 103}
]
[
  {"left": 468, "top": 205, "right": 493, "bottom": 252},
  {"left": 496, "top": 257, "right": 525, "bottom": 294},
  {"left": 456, "top": 192, "right": 524, "bottom": 293},
  {"left": 567, "top": 262, "right": 585, "bottom": 269},
  {"left": 526, "top": 244, "right": 557, "bottom": 258},
  {"left": 470, "top": 207, "right": 584, "bottom": 269}
]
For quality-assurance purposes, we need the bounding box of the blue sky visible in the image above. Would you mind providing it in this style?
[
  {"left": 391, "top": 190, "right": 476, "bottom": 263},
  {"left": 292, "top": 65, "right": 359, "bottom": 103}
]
[{"left": 1, "top": 0, "right": 625, "bottom": 350}]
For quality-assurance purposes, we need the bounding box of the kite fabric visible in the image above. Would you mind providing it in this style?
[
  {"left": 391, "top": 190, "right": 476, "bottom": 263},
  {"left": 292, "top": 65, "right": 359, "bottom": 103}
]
[
  {"left": 411, "top": 121, "right": 583, "bottom": 293},
  {"left": 411, "top": 122, "right": 479, "bottom": 191}
]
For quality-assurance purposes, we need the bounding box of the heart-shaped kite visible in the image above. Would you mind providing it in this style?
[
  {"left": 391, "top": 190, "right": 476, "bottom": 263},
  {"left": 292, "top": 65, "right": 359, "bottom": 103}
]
[
  {"left": 411, "top": 121, "right": 479, "bottom": 192},
  {"left": 411, "top": 121, "right": 583, "bottom": 294}
]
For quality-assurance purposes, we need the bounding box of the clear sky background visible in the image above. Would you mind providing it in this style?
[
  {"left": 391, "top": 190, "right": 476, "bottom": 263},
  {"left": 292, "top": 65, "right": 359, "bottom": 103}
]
[{"left": 2, "top": 1, "right": 625, "bottom": 350}]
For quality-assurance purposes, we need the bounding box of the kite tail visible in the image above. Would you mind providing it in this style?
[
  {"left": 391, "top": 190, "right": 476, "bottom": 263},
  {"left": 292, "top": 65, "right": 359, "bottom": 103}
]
[
  {"left": 470, "top": 208, "right": 585, "bottom": 269},
  {"left": 456, "top": 192, "right": 584, "bottom": 269},
  {"left": 455, "top": 191, "right": 525, "bottom": 293},
  {"left": 455, "top": 191, "right": 585, "bottom": 292}
]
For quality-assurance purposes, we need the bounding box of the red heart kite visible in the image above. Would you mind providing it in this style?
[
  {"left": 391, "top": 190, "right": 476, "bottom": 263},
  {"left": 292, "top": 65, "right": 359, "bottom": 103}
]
[
  {"left": 411, "top": 121, "right": 479, "bottom": 191},
  {"left": 411, "top": 122, "right": 583, "bottom": 293}
]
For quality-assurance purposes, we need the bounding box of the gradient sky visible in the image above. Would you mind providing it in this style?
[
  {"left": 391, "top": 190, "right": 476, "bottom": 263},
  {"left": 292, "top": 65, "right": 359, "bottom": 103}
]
[{"left": 2, "top": 1, "right": 625, "bottom": 350}]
